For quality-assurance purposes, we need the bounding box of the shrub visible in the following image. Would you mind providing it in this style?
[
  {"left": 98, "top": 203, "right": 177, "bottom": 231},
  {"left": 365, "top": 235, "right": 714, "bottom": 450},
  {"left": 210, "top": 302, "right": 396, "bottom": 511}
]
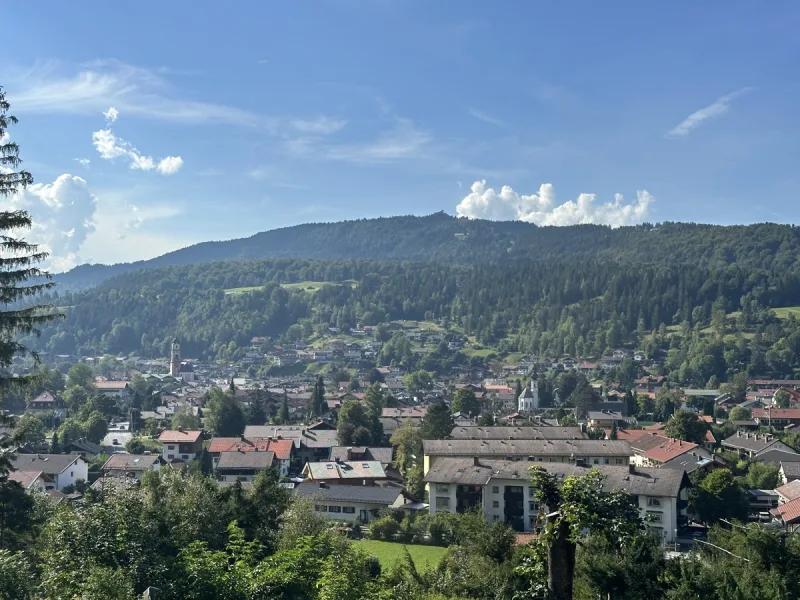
[{"left": 368, "top": 515, "right": 401, "bottom": 541}]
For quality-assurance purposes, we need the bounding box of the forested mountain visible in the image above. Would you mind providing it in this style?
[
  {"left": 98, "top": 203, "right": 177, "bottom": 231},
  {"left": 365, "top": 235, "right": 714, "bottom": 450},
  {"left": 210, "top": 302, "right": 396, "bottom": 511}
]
[
  {"left": 55, "top": 213, "right": 800, "bottom": 291},
  {"left": 29, "top": 254, "right": 800, "bottom": 385}
]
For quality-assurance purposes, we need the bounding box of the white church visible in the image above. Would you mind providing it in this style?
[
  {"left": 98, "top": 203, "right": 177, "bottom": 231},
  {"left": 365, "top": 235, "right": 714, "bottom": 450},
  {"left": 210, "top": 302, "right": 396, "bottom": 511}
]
[{"left": 518, "top": 380, "right": 540, "bottom": 412}]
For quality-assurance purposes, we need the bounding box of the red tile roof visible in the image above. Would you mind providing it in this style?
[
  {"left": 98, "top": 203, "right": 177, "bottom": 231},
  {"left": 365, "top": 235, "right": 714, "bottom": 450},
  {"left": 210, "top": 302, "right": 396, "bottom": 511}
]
[
  {"left": 772, "top": 496, "right": 800, "bottom": 524},
  {"left": 643, "top": 436, "right": 698, "bottom": 463},
  {"left": 704, "top": 430, "right": 716, "bottom": 444},
  {"left": 207, "top": 436, "right": 294, "bottom": 460},
  {"left": 159, "top": 430, "right": 202, "bottom": 443},
  {"left": 645, "top": 422, "right": 666, "bottom": 430}
]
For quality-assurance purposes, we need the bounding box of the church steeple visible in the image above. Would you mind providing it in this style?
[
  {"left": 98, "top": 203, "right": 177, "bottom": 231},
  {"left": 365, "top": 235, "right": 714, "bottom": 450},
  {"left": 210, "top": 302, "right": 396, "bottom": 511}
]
[{"left": 170, "top": 338, "right": 181, "bottom": 377}]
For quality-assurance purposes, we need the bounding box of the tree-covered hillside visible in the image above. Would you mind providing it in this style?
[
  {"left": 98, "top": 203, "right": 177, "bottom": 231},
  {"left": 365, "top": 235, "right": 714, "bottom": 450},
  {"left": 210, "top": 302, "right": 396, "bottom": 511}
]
[
  {"left": 55, "top": 213, "right": 800, "bottom": 291},
  {"left": 30, "top": 255, "right": 800, "bottom": 385}
]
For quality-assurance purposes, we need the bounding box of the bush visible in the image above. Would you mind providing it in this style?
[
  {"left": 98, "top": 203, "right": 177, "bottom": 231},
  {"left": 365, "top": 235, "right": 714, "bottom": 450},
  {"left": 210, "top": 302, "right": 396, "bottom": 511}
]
[{"left": 369, "top": 515, "right": 401, "bottom": 541}]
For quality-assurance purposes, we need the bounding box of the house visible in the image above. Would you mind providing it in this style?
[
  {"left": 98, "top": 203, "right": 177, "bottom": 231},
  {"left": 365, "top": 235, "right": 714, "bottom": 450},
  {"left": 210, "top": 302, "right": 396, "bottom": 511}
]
[
  {"left": 11, "top": 454, "right": 88, "bottom": 491},
  {"left": 752, "top": 408, "right": 800, "bottom": 428},
  {"left": 216, "top": 450, "right": 275, "bottom": 482},
  {"left": 721, "top": 431, "right": 794, "bottom": 459},
  {"left": 770, "top": 496, "right": 800, "bottom": 532},
  {"left": 8, "top": 470, "right": 50, "bottom": 493},
  {"left": 328, "top": 446, "right": 393, "bottom": 466},
  {"left": 27, "top": 391, "right": 67, "bottom": 417},
  {"left": 752, "top": 448, "right": 800, "bottom": 466},
  {"left": 158, "top": 429, "right": 203, "bottom": 463},
  {"left": 380, "top": 416, "right": 423, "bottom": 438},
  {"left": 629, "top": 434, "right": 711, "bottom": 468},
  {"left": 101, "top": 453, "right": 162, "bottom": 480},
  {"left": 776, "top": 479, "right": 800, "bottom": 505},
  {"left": 295, "top": 482, "right": 408, "bottom": 523},
  {"left": 780, "top": 461, "right": 800, "bottom": 484},
  {"left": 63, "top": 438, "right": 105, "bottom": 458},
  {"left": 301, "top": 460, "right": 387, "bottom": 486},
  {"left": 423, "top": 459, "right": 690, "bottom": 542},
  {"left": 423, "top": 439, "right": 632, "bottom": 472},
  {"left": 208, "top": 436, "right": 294, "bottom": 476},
  {"left": 95, "top": 381, "right": 132, "bottom": 401},
  {"left": 447, "top": 426, "right": 586, "bottom": 441},
  {"left": 587, "top": 410, "right": 635, "bottom": 429},
  {"left": 243, "top": 423, "right": 338, "bottom": 467},
  {"left": 382, "top": 406, "right": 427, "bottom": 419}
]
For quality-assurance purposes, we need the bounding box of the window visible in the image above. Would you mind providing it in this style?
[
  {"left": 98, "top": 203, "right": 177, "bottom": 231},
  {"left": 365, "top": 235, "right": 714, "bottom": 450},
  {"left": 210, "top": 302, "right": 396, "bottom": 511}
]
[
  {"left": 492, "top": 500, "right": 499, "bottom": 508},
  {"left": 593, "top": 458, "right": 599, "bottom": 464},
  {"left": 436, "top": 484, "right": 449, "bottom": 493},
  {"left": 317, "top": 505, "right": 328, "bottom": 512},
  {"left": 168, "top": 455, "right": 175, "bottom": 460},
  {"left": 168, "top": 445, "right": 175, "bottom": 450},
  {"left": 328, "top": 506, "right": 342, "bottom": 513},
  {"left": 604, "top": 458, "right": 610, "bottom": 465},
  {"left": 615, "top": 458, "right": 625, "bottom": 465},
  {"left": 182, "top": 455, "right": 189, "bottom": 460},
  {"left": 529, "top": 501, "right": 539, "bottom": 512},
  {"left": 343, "top": 506, "right": 355, "bottom": 514},
  {"left": 492, "top": 486, "right": 499, "bottom": 494},
  {"left": 646, "top": 511, "right": 662, "bottom": 523},
  {"left": 493, "top": 515, "right": 499, "bottom": 521},
  {"left": 362, "top": 463, "right": 369, "bottom": 468},
  {"left": 435, "top": 497, "right": 450, "bottom": 509},
  {"left": 647, "top": 498, "right": 661, "bottom": 507},
  {"left": 528, "top": 486, "right": 535, "bottom": 496},
  {"left": 326, "top": 464, "right": 334, "bottom": 470},
  {"left": 70, "top": 471, "right": 74, "bottom": 477}
]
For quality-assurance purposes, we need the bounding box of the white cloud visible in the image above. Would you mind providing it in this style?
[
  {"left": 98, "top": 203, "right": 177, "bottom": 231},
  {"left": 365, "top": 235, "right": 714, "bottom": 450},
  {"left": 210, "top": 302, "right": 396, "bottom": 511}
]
[
  {"left": 467, "top": 108, "right": 505, "bottom": 127},
  {"left": 74, "top": 158, "right": 91, "bottom": 168},
  {"left": 313, "top": 119, "right": 432, "bottom": 164},
  {"left": 103, "top": 106, "right": 119, "bottom": 123},
  {"left": 667, "top": 87, "right": 754, "bottom": 137},
  {"left": 290, "top": 116, "right": 347, "bottom": 134},
  {"left": 92, "top": 127, "right": 182, "bottom": 175},
  {"left": 8, "top": 174, "right": 98, "bottom": 271},
  {"left": 157, "top": 156, "right": 183, "bottom": 175},
  {"left": 455, "top": 180, "right": 654, "bottom": 227}
]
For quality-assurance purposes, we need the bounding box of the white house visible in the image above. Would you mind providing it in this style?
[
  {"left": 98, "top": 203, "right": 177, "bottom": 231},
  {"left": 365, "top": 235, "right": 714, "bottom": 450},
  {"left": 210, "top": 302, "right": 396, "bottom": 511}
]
[
  {"left": 11, "top": 454, "right": 89, "bottom": 491},
  {"left": 423, "top": 459, "right": 689, "bottom": 543},
  {"left": 294, "top": 482, "right": 408, "bottom": 523}
]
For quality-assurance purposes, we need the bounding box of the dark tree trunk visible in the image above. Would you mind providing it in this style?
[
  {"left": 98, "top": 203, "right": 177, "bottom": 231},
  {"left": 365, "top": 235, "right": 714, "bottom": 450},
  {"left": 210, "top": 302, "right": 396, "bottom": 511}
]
[{"left": 548, "top": 518, "right": 576, "bottom": 600}]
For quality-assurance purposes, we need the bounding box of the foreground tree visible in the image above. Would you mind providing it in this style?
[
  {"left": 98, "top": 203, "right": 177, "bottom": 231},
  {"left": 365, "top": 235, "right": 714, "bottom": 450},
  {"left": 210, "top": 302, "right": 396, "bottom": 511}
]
[
  {"left": 519, "top": 467, "right": 643, "bottom": 600},
  {"left": 419, "top": 400, "right": 453, "bottom": 440},
  {"left": 690, "top": 468, "right": 748, "bottom": 525}
]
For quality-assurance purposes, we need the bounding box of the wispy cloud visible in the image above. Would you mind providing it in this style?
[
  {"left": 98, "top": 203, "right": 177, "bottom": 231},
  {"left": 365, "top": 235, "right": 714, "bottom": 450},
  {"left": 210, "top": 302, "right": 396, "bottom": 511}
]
[
  {"left": 318, "top": 119, "right": 431, "bottom": 164},
  {"left": 467, "top": 107, "right": 505, "bottom": 127},
  {"left": 667, "top": 87, "right": 754, "bottom": 137},
  {"left": 290, "top": 116, "right": 347, "bottom": 135},
  {"left": 74, "top": 158, "right": 91, "bottom": 168}
]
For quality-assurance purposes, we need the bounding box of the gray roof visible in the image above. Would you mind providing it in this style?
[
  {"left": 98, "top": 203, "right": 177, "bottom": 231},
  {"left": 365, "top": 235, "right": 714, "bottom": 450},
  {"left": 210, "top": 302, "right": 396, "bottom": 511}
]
[
  {"left": 660, "top": 448, "right": 714, "bottom": 474},
  {"left": 448, "top": 426, "right": 586, "bottom": 441},
  {"left": 12, "top": 453, "right": 83, "bottom": 476},
  {"left": 423, "top": 439, "right": 632, "bottom": 458},
  {"left": 102, "top": 454, "right": 160, "bottom": 471},
  {"left": 328, "top": 446, "right": 393, "bottom": 464},
  {"left": 216, "top": 450, "right": 275, "bottom": 470},
  {"left": 722, "top": 432, "right": 782, "bottom": 453},
  {"left": 753, "top": 449, "right": 800, "bottom": 464},
  {"left": 424, "top": 458, "right": 687, "bottom": 498},
  {"left": 242, "top": 425, "right": 338, "bottom": 449},
  {"left": 294, "top": 482, "right": 403, "bottom": 505},
  {"left": 782, "top": 461, "right": 800, "bottom": 482}
]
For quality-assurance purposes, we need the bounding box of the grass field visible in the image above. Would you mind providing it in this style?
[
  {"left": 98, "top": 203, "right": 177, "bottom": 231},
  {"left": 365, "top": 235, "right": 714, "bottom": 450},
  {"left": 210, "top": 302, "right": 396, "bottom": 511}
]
[
  {"left": 354, "top": 540, "right": 447, "bottom": 573},
  {"left": 225, "top": 280, "right": 354, "bottom": 295},
  {"left": 774, "top": 306, "right": 800, "bottom": 319}
]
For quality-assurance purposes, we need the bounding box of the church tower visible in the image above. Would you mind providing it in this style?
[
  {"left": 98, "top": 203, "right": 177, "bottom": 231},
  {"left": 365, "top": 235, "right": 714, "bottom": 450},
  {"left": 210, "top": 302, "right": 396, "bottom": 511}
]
[
  {"left": 170, "top": 338, "right": 181, "bottom": 378},
  {"left": 518, "top": 379, "right": 539, "bottom": 412}
]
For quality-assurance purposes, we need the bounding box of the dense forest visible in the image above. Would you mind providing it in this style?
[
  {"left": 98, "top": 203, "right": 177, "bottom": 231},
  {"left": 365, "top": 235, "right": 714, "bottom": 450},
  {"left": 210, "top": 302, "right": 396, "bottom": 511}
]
[
  {"left": 55, "top": 213, "right": 800, "bottom": 291},
  {"left": 26, "top": 253, "right": 800, "bottom": 385}
]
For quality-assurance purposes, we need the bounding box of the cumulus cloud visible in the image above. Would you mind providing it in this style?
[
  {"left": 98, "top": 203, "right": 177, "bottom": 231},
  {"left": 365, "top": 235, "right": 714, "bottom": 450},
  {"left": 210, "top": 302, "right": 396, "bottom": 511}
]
[
  {"left": 103, "top": 106, "right": 119, "bottom": 123},
  {"left": 455, "top": 180, "right": 654, "bottom": 227},
  {"left": 92, "top": 127, "right": 181, "bottom": 175},
  {"left": 156, "top": 156, "right": 183, "bottom": 175},
  {"left": 8, "top": 174, "right": 98, "bottom": 271}
]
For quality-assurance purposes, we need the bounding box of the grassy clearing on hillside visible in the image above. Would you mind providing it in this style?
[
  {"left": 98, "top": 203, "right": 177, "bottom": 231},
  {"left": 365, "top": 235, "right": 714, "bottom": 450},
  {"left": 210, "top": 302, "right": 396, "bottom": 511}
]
[
  {"left": 393, "top": 320, "right": 445, "bottom": 332},
  {"left": 225, "top": 281, "right": 354, "bottom": 295},
  {"left": 353, "top": 540, "right": 446, "bottom": 573},
  {"left": 774, "top": 306, "right": 800, "bottom": 319},
  {"left": 461, "top": 346, "right": 498, "bottom": 358}
]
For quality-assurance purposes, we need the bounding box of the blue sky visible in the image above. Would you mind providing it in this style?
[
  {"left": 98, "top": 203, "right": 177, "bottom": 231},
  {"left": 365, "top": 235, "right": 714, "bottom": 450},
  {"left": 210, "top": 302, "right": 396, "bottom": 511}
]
[{"left": 4, "top": 1, "right": 800, "bottom": 269}]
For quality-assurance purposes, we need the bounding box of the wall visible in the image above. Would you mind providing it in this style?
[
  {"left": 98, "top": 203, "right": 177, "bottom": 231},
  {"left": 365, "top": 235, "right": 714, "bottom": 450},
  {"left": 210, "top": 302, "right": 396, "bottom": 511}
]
[{"left": 55, "top": 457, "right": 89, "bottom": 491}]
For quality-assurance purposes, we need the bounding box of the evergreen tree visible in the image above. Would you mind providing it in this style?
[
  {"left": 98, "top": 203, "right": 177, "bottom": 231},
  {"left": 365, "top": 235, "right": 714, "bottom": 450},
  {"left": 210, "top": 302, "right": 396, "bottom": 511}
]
[
  {"left": 0, "top": 88, "right": 56, "bottom": 392},
  {"left": 419, "top": 400, "right": 454, "bottom": 440},
  {"left": 310, "top": 376, "right": 325, "bottom": 417},
  {"left": 247, "top": 390, "right": 268, "bottom": 426},
  {"left": 609, "top": 421, "right": 618, "bottom": 440},
  {"left": 515, "top": 379, "right": 523, "bottom": 398},
  {"left": 50, "top": 431, "right": 60, "bottom": 454},
  {"left": 277, "top": 391, "right": 290, "bottom": 424}
]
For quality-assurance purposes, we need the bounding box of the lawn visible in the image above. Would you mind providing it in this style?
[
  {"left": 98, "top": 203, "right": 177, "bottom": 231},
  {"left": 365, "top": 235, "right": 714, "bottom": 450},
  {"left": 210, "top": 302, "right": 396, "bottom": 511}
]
[
  {"left": 354, "top": 540, "right": 447, "bottom": 573},
  {"left": 774, "top": 306, "right": 800, "bottom": 320},
  {"left": 225, "top": 280, "right": 352, "bottom": 295}
]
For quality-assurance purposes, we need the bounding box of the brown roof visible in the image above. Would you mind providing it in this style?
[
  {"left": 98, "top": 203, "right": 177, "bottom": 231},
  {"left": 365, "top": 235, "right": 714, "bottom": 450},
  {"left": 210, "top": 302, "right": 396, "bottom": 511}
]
[
  {"left": 8, "top": 470, "right": 46, "bottom": 489},
  {"left": 630, "top": 433, "right": 698, "bottom": 463},
  {"left": 753, "top": 408, "right": 800, "bottom": 420},
  {"left": 776, "top": 480, "right": 800, "bottom": 503},
  {"left": 102, "top": 454, "right": 160, "bottom": 471},
  {"left": 95, "top": 381, "right": 129, "bottom": 390},
  {"left": 216, "top": 450, "right": 275, "bottom": 470},
  {"left": 604, "top": 428, "right": 651, "bottom": 442},
  {"left": 159, "top": 430, "right": 202, "bottom": 443}
]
